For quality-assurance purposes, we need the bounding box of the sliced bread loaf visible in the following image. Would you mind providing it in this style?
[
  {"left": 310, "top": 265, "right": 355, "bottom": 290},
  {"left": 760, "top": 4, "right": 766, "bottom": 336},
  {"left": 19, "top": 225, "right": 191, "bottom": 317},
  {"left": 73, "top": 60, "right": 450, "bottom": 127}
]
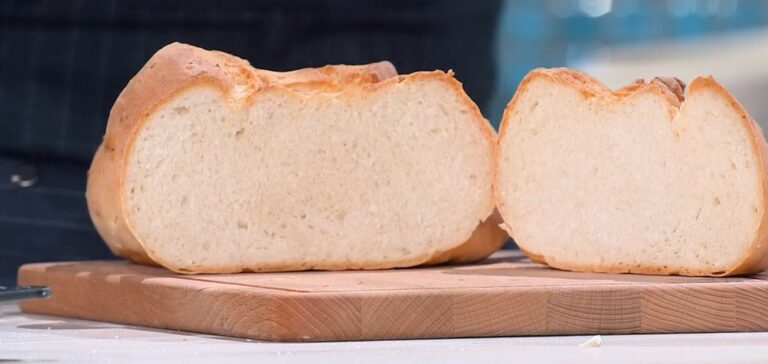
[
  {"left": 496, "top": 68, "right": 768, "bottom": 276},
  {"left": 86, "top": 43, "right": 507, "bottom": 273}
]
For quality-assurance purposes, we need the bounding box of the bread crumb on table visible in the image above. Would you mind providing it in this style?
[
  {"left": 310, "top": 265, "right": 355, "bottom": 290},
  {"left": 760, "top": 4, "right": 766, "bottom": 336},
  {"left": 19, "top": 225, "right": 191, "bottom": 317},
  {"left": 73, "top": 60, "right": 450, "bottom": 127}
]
[{"left": 579, "top": 335, "right": 604, "bottom": 348}]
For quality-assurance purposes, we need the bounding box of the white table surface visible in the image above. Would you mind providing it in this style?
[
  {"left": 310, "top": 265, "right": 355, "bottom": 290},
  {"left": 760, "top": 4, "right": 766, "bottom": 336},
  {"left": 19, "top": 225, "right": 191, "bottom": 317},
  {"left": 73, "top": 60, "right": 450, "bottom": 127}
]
[{"left": 2, "top": 304, "right": 768, "bottom": 364}]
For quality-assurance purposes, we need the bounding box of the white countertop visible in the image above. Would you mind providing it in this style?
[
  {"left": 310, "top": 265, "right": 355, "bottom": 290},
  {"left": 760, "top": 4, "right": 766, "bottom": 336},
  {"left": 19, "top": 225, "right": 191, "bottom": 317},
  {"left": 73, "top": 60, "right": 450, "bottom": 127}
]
[{"left": 2, "top": 304, "right": 768, "bottom": 364}]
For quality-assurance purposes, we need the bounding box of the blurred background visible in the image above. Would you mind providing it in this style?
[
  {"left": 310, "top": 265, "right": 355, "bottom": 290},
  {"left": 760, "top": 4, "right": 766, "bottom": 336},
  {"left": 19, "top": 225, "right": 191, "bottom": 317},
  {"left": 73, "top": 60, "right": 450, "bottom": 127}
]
[
  {"left": 492, "top": 0, "right": 768, "bottom": 125},
  {"left": 1, "top": 0, "right": 768, "bottom": 283}
]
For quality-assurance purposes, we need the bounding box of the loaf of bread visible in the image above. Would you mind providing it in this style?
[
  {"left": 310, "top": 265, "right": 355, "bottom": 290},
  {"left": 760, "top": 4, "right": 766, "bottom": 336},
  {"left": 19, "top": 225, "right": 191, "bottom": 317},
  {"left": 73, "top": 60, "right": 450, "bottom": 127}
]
[
  {"left": 496, "top": 68, "right": 768, "bottom": 276},
  {"left": 86, "top": 43, "right": 507, "bottom": 273}
]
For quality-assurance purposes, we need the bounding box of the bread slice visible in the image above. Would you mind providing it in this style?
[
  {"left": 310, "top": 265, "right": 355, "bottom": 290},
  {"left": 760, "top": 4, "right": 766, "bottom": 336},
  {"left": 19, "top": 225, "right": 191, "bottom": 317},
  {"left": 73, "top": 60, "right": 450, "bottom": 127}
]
[
  {"left": 496, "top": 68, "right": 768, "bottom": 276},
  {"left": 86, "top": 43, "right": 506, "bottom": 273}
]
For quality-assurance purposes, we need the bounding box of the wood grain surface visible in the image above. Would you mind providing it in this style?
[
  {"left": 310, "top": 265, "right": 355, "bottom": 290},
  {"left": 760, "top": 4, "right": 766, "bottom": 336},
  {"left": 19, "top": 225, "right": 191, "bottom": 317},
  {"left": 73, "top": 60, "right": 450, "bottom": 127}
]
[{"left": 17, "top": 252, "right": 768, "bottom": 341}]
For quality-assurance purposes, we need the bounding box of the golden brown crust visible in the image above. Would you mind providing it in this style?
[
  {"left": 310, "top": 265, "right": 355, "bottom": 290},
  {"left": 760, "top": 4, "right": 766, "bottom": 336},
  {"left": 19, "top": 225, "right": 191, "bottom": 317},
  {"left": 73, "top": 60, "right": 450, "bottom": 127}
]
[
  {"left": 415, "top": 71, "right": 508, "bottom": 266},
  {"left": 424, "top": 210, "right": 508, "bottom": 265},
  {"left": 686, "top": 76, "right": 768, "bottom": 276},
  {"left": 496, "top": 68, "right": 768, "bottom": 276},
  {"left": 87, "top": 42, "right": 505, "bottom": 273},
  {"left": 87, "top": 43, "right": 257, "bottom": 264},
  {"left": 87, "top": 144, "right": 156, "bottom": 265},
  {"left": 651, "top": 77, "right": 686, "bottom": 103}
]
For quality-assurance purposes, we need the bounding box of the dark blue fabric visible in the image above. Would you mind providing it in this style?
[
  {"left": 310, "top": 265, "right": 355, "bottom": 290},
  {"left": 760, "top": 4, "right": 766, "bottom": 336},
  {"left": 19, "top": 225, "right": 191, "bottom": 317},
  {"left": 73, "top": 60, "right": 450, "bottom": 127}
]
[{"left": 0, "top": 156, "right": 114, "bottom": 283}]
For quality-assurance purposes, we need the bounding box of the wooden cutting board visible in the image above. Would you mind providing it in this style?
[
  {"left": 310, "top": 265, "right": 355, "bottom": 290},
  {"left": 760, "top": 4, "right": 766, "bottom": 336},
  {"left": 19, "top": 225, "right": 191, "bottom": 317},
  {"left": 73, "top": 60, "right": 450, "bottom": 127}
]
[{"left": 17, "top": 251, "right": 768, "bottom": 342}]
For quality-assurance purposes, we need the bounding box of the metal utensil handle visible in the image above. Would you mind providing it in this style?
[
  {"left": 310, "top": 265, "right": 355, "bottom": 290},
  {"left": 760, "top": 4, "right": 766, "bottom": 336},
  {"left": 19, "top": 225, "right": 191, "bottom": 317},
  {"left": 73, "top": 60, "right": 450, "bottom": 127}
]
[{"left": 0, "top": 285, "right": 51, "bottom": 302}]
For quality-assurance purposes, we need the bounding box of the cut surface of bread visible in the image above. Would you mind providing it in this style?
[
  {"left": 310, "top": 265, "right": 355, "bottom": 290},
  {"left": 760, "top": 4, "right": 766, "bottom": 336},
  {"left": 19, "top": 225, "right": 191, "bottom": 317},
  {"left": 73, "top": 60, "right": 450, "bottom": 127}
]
[
  {"left": 497, "top": 68, "right": 768, "bottom": 276},
  {"left": 86, "top": 43, "right": 506, "bottom": 273}
]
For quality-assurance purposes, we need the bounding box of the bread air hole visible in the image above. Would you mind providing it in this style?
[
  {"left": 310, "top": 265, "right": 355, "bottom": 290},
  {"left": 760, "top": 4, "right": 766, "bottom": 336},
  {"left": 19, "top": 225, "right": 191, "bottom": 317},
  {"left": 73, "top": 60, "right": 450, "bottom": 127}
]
[
  {"left": 234, "top": 127, "right": 245, "bottom": 139},
  {"left": 237, "top": 220, "right": 249, "bottom": 230},
  {"left": 173, "top": 106, "right": 189, "bottom": 115}
]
